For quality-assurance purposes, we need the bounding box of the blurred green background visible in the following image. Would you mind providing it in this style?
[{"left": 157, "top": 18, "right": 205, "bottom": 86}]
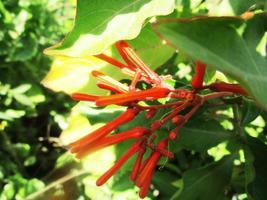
[{"left": 0, "top": 0, "right": 78, "bottom": 199}]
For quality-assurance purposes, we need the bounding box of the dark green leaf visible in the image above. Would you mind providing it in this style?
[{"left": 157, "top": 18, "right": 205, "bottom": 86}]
[
  {"left": 246, "top": 136, "right": 267, "bottom": 200},
  {"left": 241, "top": 99, "right": 262, "bottom": 125},
  {"left": 176, "top": 118, "right": 233, "bottom": 152},
  {"left": 171, "top": 155, "right": 235, "bottom": 200},
  {"left": 155, "top": 15, "right": 267, "bottom": 109}
]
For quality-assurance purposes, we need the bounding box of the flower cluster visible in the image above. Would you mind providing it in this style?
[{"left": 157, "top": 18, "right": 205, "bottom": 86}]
[{"left": 69, "top": 41, "right": 247, "bottom": 198}]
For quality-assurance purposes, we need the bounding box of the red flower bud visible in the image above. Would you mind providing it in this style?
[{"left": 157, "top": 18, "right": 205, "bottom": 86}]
[
  {"left": 169, "top": 129, "right": 179, "bottom": 140},
  {"left": 208, "top": 82, "right": 247, "bottom": 96},
  {"left": 171, "top": 115, "right": 184, "bottom": 125},
  {"left": 145, "top": 109, "right": 156, "bottom": 119},
  {"left": 191, "top": 61, "right": 206, "bottom": 89}
]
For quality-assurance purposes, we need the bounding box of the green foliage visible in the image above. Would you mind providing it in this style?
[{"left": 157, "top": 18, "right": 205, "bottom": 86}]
[
  {"left": 171, "top": 155, "right": 235, "bottom": 200},
  {"left": 0, "top": 0, "right": 76, "bottom": 199},
  {"left": 155, "top": 14, "right": 267, "bottom": 109}
]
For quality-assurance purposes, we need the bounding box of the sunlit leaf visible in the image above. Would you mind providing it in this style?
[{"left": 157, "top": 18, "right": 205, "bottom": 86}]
[
  {"left": 44, "top": 0, "right": 175, "bottom": 57},
  {"left": 129, "top": 25, "right": 175, "bottom": 70},
  {"left": 41, "top": 54, "right": 128, "bottom": 95}
]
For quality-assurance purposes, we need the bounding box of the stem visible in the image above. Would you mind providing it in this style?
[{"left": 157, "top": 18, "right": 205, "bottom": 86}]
[
  {"left": 136, "top": 100, "right": 184, "bottom": 110},
  {"left": 25, "top": 170, "right": 89, "bottom": 200},
  {"left": 92, "top": 70, "right": 129, "bottom": 92},
  {"left": 129, "top": 69, "right": 142, "bottom": 91},
  {"left": 232, "top": 104, "right": 247, "bottom": 142},
  {"left": 160, "top": 101, "right": 191, "bottom": 125},
  {"left": 202, "top": 92, "right": 233, "bottom": 101}
]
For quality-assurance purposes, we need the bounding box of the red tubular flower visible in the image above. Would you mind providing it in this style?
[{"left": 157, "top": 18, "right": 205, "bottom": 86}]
[
  {"left": 96, "top": 82, "right": 124, "bottom": 94},
  {"left": 96, "top": 140, "right": 142, "bottom": 186},
  {"left": 171, "top": 115, "right": 184, "bottom": 125},
  {"left": 66, "top": 40, "right": 243, "bottom": 199},
  {"left": 136, "top": 139, "right": 168, "bottom": 186},
  {"left": 139, "top": 173, "right": 153, "bottom": 199},
  {"left": 207, "top": 82, "right": 248, "bottom": 96},
  {"left": 130, "top": 148, "right": 146, "bottom": 181},
  {"left": 116, "top": 41, "right": 161, "bottom": 84},
  {"left": 169, "top": 127, "right": 180, "bottom": 140},
  {"left": 96, "top": 87, "right": 171, "bottom": 106},
  {"left": 92, "top": 70, "right": 129, "bottom": 93},
  {"left": 115, "top": 41, "right": 136, "bottom": 71},
  {"left": 69, "top": 108, "right": 139, "bottom": 149},
  {"left": 72, "top": 127, "right": 147, "bottom": 157},
  {"left": 191, "top": 61, "right": 206, "bottom": 89},
  {"left": 95, "top": 53, "right": 130, "bottom": 69},
  {"left": 71, "top": 93, "right": 100, "bottom": 102},
  {"left": 135, "top": 139, "right": 169, "bottom": 198}
]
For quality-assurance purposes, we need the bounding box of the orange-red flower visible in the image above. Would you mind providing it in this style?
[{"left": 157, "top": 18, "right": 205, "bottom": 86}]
[{"left": 68, "top": 40, "right": 246, "bottom": 198}]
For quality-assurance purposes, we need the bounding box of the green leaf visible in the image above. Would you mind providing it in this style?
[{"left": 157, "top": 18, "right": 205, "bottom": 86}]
[
  {"left": 241, "top": 99, "right": 262, "bottom": 125},
  {"left": 155, "top": 14, "right": 267, "bottom": 109},
  {"left": 129, "top": 25, "right": 175, "bottom": 70},
  {"left": 206, "top": 0, "right": 264, "bottom": 16},
  {"left": 171, "top": 155, "right": 235, "bottom": 200},
  {"left": 153, "top": 171, "right": 177, "bottom": 197},
  {"left": 44, "top": 0, "right": 175, "bottom": 57},
  {"left": 176, "top": 118, "right": 233, "bottom": 152},
  {"left": 41, "top": 55, "right": 127, "bottom": 95},
  {"left": 245, "top": 136, "right": 267, "bottom": 200},
  {"left": 24, "top": 156, "right": 36, "bottom": 167}
]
